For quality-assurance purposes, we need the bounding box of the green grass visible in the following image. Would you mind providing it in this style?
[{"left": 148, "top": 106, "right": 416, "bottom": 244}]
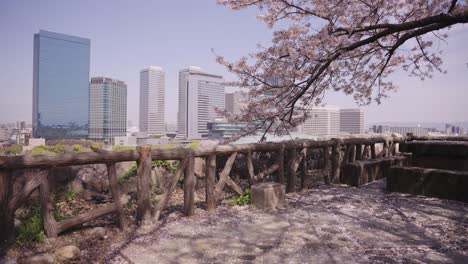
[
  {"left": 225, "top": 189, "right": 251, "bottom": 206},
  {"left": 16, "top": 204, "right": 45, "bottom": 244}
]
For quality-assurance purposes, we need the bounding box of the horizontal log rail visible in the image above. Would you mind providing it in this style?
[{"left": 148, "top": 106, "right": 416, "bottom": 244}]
[
  {"left": 1, "top": 134, "right": 433, "bottom": 245},
  {"left": 0, "top": 136, "right": 405, "bottom": 170}
]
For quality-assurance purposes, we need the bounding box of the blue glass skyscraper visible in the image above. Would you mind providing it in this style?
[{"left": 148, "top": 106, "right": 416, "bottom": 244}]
[{"left": 32, "top": 30, "right": 90, "bottom": 139}]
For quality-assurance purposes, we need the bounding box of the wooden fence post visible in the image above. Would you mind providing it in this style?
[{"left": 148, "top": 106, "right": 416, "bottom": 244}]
[
  {"left": 0, "top": 169, "right": 14, "bottom": 244},
  {"left": 356, "top": 144, "right": 362, "bottom": 160},
  {"left": 287, "top": 148, "right": 297, "bottom": 193},
  {"left": 300, "top": 148, "right": 309, "bottom": 191},
  {"left": 246, "top": 151, "right": 255, "bottom": 185},
  {"left": 39, "top": 172, "right": 57, "bottom": 237},
  {"left": 323, "top": 147, "right": 331, "bottom": 184},
  {"left": 370, "top": 144, "right": 376, "bottom": 159},
  {"left": 184, "top": 156, "right": 195, "bottom": 216},
  {"left": 349, "top": 145, "right": 356, "bottom": 163},
  {"left": 206, "top": 155, "right": 216, "bottom": 212},
  {"left": 277, "top": 145, "right": 285, "bottom": 185},
  {"left": 136, "top": 145, "right": 152, "bottom": 226},
  {"left": 107, "top": 163, "right": 128, "bottom": 230},
  {"left": 331, "top": 139, "right": 342, "bottom": 184}
]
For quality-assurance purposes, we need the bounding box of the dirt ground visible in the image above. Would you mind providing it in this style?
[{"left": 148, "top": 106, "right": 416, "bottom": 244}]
[
  {"left": 107, "top": 180, "right": 468, "bottom": 264},
  {"left": 2, "top": 179, "right": 467, "bottom": 264}
]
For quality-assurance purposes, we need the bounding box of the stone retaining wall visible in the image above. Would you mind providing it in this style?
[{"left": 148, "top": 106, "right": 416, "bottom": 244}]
[{"left": 387, "top": 166, "right": 468, "bottom": 202}]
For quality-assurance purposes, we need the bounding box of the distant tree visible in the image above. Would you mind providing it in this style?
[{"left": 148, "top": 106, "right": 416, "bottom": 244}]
[{"left": 217, "top": 0, "right": 468, "bottom": 139}]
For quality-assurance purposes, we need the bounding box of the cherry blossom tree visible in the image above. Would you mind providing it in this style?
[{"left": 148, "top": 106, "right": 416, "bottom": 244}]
[{"left": 216, "top": 0, "right": 468, "bottom": 139}]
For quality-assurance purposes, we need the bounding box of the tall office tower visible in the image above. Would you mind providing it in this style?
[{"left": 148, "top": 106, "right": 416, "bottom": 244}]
[
  {"left": 178, "top": 66, "right": 225, "bottom": 139},
  {"left": 32, "top": 30, "right": 90, "bottom": 139},
  {"left": 340, "top": 109, "right": 364, "bottom": 134},
  {"left": 300, "top": 105, "right": 340, "bottom": 136},
  {"left": 225, "top": 91, "right": 244, "bottom": 115},
  {"left": 139, "top": 66, "right": 165, "bottom": 135},
  {"left": 89, "top": 77, "right": 127, "bottom": 143}
]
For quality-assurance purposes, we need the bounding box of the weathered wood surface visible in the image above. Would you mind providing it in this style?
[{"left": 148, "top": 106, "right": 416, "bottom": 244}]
[
  {"left": 356, "top": 145, "right": 362, "bottom": 160},
  {"left": 215, "top": 152, "right": 238, "bottom": 198},
  {"left": 154, "top": 158, "right": 188, "bottom": 221},
  {"left": 254, "top": 163, "right": 280, "bottom": 182},
  {"left": 106, "top": 163, "right": 127, "bottom": 230},
  {"left": 300, "top": 148, "right": 309, "bottom": 190},
  {"left": 136, "top": 145, "right": 152, "bottom": 226},
  {"left": 331, "top": 140, "right": 342, "bottom": 184},
  {"left": 323, "top": 147, "right": 331, "bottom": 184},
  {"left": 277, "top": 146, "right": 285, "bottom": 184},
  {"left": 0, "top": 169, "right": 14, "bottom": 244},
  {"left": 57, "top": 203, "right": 117, "bottom": 234},
  {"left": 9, "top": 169, "right": 47, "bottom": 212},
  {"left": 287, "top": 148, "right": 302, "bottom": 193},
  {"left": 184, "top": 156, "right": 195, "bottom": 216},
  {"left": 205, "top": 155, "right": 217, "bottom": 212},
  {"left": 246, "top": 151, "right": 255, "bottom": 185},
  {"left": 39, "top": 173, "right": 57, "bottom": 237},
  {"left": 371, "top": 144, "right": 376, "bottom": 159},
  {"left": 0, "top": 136, "right": 406, "bottom": 169}
]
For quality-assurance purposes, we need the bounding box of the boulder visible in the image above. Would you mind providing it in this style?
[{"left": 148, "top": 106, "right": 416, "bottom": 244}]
[{"left": 54, "top": 245, "right": 80, "bottom": 262}]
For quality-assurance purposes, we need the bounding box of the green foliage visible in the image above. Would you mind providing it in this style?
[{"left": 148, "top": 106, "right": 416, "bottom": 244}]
[
  {"left": 2, "top": 144, "right": 23, "bottom": 155},
  {"left": 226, "top": 189, "right": 251, "bottom": 206},
  {"left": 53, "top": 194, "right": 66, "bottom": 222},
  {"left": 90, "top": 142, "right": 103, "bottom": 150},
  {"left": 64, "top": 189, "right": 76, "bottom": 202},
  {"left": 30, "top": 144, "right": 68, "bottom": 155},
  {"left": 119, "top": 162, "right": 137, "bottom": 183},
  {"left": 152, "top": 160, "right": 179, "bottom": 172},
  {"left": 113, "top": 145, "right": 136, "bottom": 151},
  {"left": 187, "top": 140, "right": 201, "bottom": 149},
  {"left": 16, "top": 204, "right": 45, "bottom": 244},
  {"left": 72, "top": 144, "right": 84, "bottom": 153}
]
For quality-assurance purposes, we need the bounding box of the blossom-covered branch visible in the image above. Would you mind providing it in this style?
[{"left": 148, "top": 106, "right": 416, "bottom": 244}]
[{"left": 217, "top": 0, "right": 468, "bottom": 139}]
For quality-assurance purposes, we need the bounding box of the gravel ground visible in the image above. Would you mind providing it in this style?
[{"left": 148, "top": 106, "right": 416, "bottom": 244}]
[{"left": 107, "top": 180, "right": 468, "bottom": 264}]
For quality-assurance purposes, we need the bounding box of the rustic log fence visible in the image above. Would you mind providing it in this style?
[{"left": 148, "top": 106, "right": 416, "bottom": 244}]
[{"left": 0, "top": 135, "right": 414, "bottom": 244}]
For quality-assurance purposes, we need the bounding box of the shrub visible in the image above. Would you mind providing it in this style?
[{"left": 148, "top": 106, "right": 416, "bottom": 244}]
[
  {"left": 71, "top": 144, "right": 82, "bottom": 153},
  {"left": 226, "top": 189, "right": 251, "bottom": 206},
  {"left": 16, "top": 204, "right": 45, "bottom": 244},
  {"left": 152, "top": 160, "right": 178, "bottom": 172},
  {"left": 113, "top": 145, "right": 136, "bottom": 151},
  {"left": 3, "top": 144, "right": 23, "bottom": 155},
  {"left": 30, "top": 145, "right": 54, "bottom": 155},
  {"left": 187, "top": 140, "right": 200, "bottom": 149}
]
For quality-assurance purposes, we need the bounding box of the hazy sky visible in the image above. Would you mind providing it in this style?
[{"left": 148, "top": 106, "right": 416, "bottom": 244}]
[{"left": 1, "top": 0, "right": 467, "bottom": 127}]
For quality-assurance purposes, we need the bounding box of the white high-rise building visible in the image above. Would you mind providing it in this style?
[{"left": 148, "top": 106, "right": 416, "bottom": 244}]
[
  {"left": 89, "top": 77, "right": 127, "bottom": 143},
  {"left": 340, "top": 109, "right": 364, "bottom": 134},
  {"left": 139, "top": 66, "right": 165, "bottom": 135},
  {"left": 300, "top": 105, "right": 340, "bottom": 136},
  {"left": 225, "top": 91, "right": 244, "bottom": 115},
  {"left": 178, "top": 66, "right": 225, "bottom": 139}
]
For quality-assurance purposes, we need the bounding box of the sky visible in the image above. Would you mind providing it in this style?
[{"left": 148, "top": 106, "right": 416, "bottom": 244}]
[{"left": 1, "top": 0, "right": 467, "bottom": 127}]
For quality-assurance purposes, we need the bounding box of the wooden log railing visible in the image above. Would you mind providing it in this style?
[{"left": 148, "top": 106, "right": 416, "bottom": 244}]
[{"left": 0, "top": 135, "right": 409, "bottom": 244}]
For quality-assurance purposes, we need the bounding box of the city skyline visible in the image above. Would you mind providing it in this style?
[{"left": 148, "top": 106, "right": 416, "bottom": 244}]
[{"left": 1, "top": 1, "right": 468, "bottom": 127}]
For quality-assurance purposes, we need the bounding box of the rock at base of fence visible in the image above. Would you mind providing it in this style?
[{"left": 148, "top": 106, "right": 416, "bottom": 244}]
[
  {"left": 251, "top": 182, "right": 286, "bottom": 210},
  {"left": 341, "top": 155, "right": 409, "bottom": 187}
]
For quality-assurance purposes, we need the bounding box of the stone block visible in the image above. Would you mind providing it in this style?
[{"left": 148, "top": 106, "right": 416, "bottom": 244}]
[
  {"left": 341, "top": 156, "right": 408, "bottom": 187},
  {"left": 400, "top": 141, "right": 468, "bottom": 171},
  {"left": 251, "top": 182, "right": 286, "bottom": 210},
  {"left": 387, "top": 166, "right": 468, "bottom": 202}
]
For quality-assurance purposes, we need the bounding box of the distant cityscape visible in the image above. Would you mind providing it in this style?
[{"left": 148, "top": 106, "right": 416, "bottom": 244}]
[{"left": 0, "top": 29, "right": 467, "bottom": 150}]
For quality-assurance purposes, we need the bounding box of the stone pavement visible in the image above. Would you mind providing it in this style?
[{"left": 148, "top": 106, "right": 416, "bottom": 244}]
[{"left": 108, "top": 180, "right": 468, "bottom": 264}]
